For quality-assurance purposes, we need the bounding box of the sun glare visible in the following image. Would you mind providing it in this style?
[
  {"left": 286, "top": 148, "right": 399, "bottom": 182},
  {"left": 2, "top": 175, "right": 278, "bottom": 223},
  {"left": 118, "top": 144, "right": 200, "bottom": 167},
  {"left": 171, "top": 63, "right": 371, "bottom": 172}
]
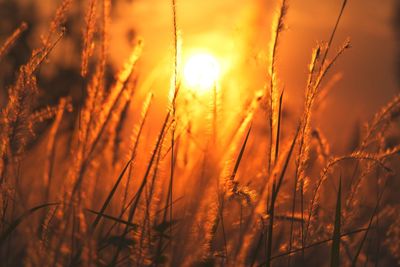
[{"left": 183, "top": 53, "right": 221, "bottom": 93}]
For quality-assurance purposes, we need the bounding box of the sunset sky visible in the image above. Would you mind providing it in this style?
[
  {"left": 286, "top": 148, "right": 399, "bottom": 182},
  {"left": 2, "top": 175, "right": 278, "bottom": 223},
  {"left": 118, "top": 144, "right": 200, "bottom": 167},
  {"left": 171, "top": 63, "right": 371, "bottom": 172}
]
[
  {"left": 9, "top": 0, "right": 399, "bottom": 152},
  {"left": 108, "top": 0, "right": 398, "bottom": 152}
]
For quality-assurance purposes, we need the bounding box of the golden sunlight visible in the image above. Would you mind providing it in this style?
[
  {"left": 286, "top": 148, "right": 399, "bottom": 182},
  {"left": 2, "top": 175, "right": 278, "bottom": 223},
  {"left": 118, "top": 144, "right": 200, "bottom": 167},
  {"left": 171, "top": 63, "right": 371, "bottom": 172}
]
[
  {"left": 183, "top": 53, "right": 221, "bottom": 93},
  {"left": 1, "top": 1, "right": 399, "bottom": 266}
]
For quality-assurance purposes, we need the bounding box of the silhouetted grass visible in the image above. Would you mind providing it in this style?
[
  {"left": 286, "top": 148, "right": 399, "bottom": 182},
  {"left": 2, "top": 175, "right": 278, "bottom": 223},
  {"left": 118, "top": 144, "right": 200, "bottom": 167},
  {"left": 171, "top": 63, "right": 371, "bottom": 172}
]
[{"left": 0, "top": 0, "right": 399, "bottom": 266}]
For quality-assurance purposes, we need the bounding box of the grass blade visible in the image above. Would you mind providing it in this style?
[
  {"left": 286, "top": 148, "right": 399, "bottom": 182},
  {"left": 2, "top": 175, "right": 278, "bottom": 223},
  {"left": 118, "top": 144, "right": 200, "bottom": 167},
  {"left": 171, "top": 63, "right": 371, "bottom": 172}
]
[
  {"left": 91, "top": 160, "right": 132, "bottom": 232},
  {"left": 86, "top": 209, "right": 138, "bottom": 229},
  {"left": 0, "top": 202, "right": 59, "bottom": 246},
  {"left": 260, "top": 227, "right": 370, "bottom": 263},
  {"left": 330, "top": 175, "right": 342, "bottom": 267},
  {"left": 274, "top": 90, "right": 284, "bottom": 164},
  {"left": 351, "top": 179, "right": 387, "bottom": 267},
  {"left": 320, "top": 0, "right": 348, "bottom": 69},
  {"left": 230, "top": 124, "right": 252, "bottom": 181}
]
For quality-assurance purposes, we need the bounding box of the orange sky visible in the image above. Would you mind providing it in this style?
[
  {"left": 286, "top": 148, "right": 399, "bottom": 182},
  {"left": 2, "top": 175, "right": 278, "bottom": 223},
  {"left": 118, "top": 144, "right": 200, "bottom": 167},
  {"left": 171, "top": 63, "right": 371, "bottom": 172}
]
[
  {"left": 108, "top": 0, "right": 398, "bottom": 152},
  {"left": 14, "top": 0, "right": 399, "bottom": 153}
]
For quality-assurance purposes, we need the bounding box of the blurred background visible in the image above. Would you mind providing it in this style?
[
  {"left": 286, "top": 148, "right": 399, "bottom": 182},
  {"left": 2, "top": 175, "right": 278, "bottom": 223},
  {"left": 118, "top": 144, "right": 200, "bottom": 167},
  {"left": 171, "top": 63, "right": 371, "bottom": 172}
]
[{"left": 0, "top": 0, "right": 399, "bottom": 153}]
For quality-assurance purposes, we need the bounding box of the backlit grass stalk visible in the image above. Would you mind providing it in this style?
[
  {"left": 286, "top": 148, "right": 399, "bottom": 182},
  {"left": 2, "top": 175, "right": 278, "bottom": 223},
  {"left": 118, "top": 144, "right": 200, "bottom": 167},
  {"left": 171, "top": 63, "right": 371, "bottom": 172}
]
[
  {"left": 267, "top": 0, "right": 287, "bottom": 173},
  {"left": 236, "top": 126, "right": 298, "bottom": 265},
  {"left": 287, "top": 44, "right": 320, "bottom": 265},
  {"left": 110, "top": 112, "right": 170, "bottom": 265},
  {"left": 81, "top": 0, "right": 98, "bottom": 78},
  {"left": 69, "top": 42, "right": 142, "bottom": 200},
  {"left": 265, "top": 125, "right": 299, "bottom": 267},
  {"left": 304, "top": 149, "right": 397, "bottom": 245},
  {"left": 121, "top": 92, "right": 153, "bottom": 214},
  {"left": 293, "top": 38, "right": 350, "bottom": 261},
  {"left": 220, "top": 124, "right": 253, "bottom": 263},
  {"left": 361, "top": 93, "right": 400, "bottom": 149},
  {"left": 0, "top": 22, "right": 28, "bottom": 62},
  {"left": 351, "top": 177, "right": 388, "bottom": 267},
  {"left": 204, "top": 107, "right": 255, "bottom": 263},
  {"left": 43, "top": 98, "right": 67, "bottom": 204},
  {"left": 0, "top": 28, "right": 65, "bottom": 184},
  {"left": 330, "top": 176, "right": 341, "bottom": 267},
  {"left": 166, "top": 0, "right": 181, "bottom": 259}
]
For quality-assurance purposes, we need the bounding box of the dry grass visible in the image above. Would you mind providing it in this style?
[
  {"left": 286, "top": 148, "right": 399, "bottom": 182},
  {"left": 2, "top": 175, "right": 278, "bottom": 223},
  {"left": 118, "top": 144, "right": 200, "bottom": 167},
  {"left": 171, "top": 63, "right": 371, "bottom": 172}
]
[{"left": 0, "top": 0, "right": 399, "bottom": 266}]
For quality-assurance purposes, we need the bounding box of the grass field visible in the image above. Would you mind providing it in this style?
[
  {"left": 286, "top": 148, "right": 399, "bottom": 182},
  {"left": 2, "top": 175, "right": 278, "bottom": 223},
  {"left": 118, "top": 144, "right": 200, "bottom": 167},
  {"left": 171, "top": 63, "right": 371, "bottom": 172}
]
[{"left": 0, "top": 0, "right": 400, "bottom": 266}]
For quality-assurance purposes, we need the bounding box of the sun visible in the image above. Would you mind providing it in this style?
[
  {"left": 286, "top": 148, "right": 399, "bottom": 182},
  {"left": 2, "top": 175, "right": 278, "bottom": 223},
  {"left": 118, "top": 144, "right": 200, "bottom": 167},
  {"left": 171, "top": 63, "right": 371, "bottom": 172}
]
[{"left": 183, "top": 53, "right": 221, "bottom": 93}]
